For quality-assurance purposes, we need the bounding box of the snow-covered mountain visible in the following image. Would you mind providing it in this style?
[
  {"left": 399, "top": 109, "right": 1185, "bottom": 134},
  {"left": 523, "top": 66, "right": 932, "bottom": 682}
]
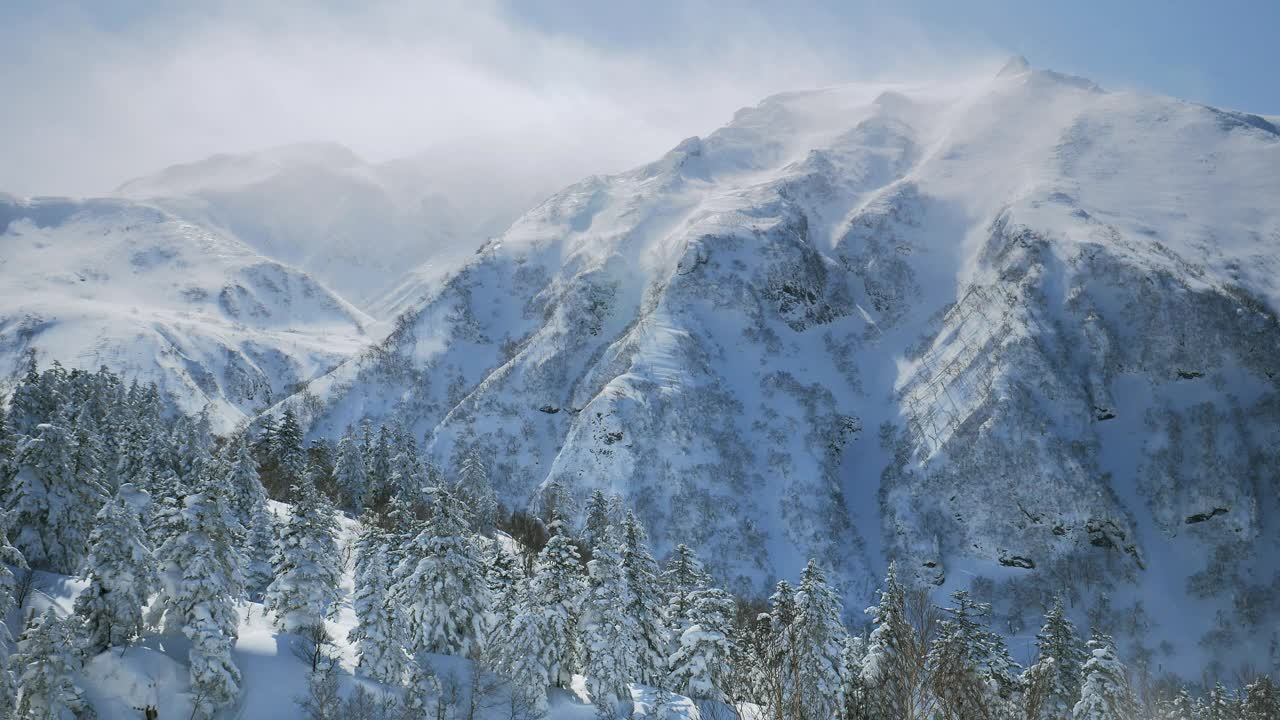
[
  {"left": 0, "top": 194, "right": 372, "bottom": 430},
  {"left": 116, "top": 142, "right": 539, "bottom": 310},
  {"left": 288, "top": 59, "right": 1280, "bottom": 671}
]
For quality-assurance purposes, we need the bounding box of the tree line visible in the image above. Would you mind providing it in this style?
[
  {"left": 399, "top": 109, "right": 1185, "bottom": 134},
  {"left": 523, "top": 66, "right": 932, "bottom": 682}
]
[{"left": 0, "top": 359, "right": 1276, "bottom": 719}]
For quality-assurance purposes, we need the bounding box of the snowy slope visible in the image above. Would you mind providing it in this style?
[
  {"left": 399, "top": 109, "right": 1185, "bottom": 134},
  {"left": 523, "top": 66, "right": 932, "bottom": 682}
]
[
  {"left": 289, "top": 59, "right": 1280, "bottom": 671},
  {"left": 0, "top": 194, "right": 372, "bottom": 431},
  {"left": 117, "top": 143, "right": 530, "bottom": 311}
]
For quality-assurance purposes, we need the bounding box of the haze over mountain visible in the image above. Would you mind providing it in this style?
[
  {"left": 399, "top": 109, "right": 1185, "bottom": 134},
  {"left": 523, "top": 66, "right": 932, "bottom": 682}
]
[{"left": 115, "top": 141, "right": 545, "bottom": 309}]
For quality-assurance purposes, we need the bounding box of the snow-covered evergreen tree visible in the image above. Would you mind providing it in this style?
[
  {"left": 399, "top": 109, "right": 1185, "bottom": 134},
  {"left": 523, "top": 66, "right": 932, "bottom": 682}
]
[
  {"left": 7, "top": 418, "right": 107, "bottom": 573},
  {"left": 927, "top": 589, "right": 1020, "bottom": 720},
  {"left": 0, "top": 509, "right": 28, "bottom": 710},
  {"left": 760, "top": 579, "right": 799, "bottom": 718},
  {"left": 144, "top": 466, "right": 187, "bottom": 558},
  {"left": 265, "top": 477, "right": 340, "bottom": 633},
  {"left": 222, "top": 434, "right": 267, "bottom": 531},
  {"left": 620, "top": 512, "right": 668, "bottom": 687},
  {"left": 166, "top": 411, "right": 214, "bottom": 485},
  {"left": 242, "top": 500, "right": 276, "bottom": 595},
  {"left": 1242, "top": 677, "right": 1279, "bottom": 720},
  {"left": 1165, "top": 686, "right": 1196, "bottom": 720},
  {"left": 271, "top": 407, "right": 307, "bottom": 497},
  {"left": 254, "top": 413, "right": 277, "bottom": 459},
  {"left": 667, "top": 586, "right": 736, "bottom": 702},
  {"left": 0, "top": 406, "right": 15, "bottom": 494},
  {"left": 578, "top": 542, "right": 635, "bottom": 716},
  {"left": 494, "top": 584, "right": 553, "bottom": 715},
  {"left": 388, "top": 429, "right": 423, "bottom": 501},
  {"left": 333, "top": 429, "right": 368, "bottom": 512},
  {"left": 1024, "top": 597, "right": 1088, "bottom": 720},
  {"left": 529, "top": 534, "right": 583, "bottom": 688},
  {"left": 70, "top": 401, "right": 107, "bottom": 492},
  {"left": 154, "top": 481, "right": 245, "bottom": 718},
  {"left": 348, "top": 538, "right": 408, "bottom": 685},
  {"left": 1073, "top": 633, "right": 1135, "bottom": 720},
  {"left": 862, "top": 563, "right": 921, "bottom": 720},
  {"left": 5, "top": 354, "right": 52, "bottom": 437},
  {"left": 454, "top": 445, "right": 499, "bottom": 533},
  {"left": 10, "top": 610, "right": 89, "bottom": 719},
  {"left": 538, "top": 480, "right": 573, "bottom": 537},
  {"left": 484, "top": 545, "right": 523, "bottom": 646},
  {"left": 840, "top": 634, "right": 870, "bottom": 720},
  {"left": 790, "top": 559, "right": 848, "bottom": 719},
  {"left": 661, "top": 543, "right": 708, "bottom": 637},
  {"left": 74, "top": 486, "right": 154, "bottom": 652},
  {"left": 581, "top": 489, "right": 613, "bottom": 551},
  {"left": 1205, "top": 682, "right": 1236, "bottom": 720},
  {"left": 391, "top": 490, "right": 488, "bottom": 657},
  {"left": 364, "top": 424, "right": 394, "bottom": 511},
  {"left": 111, "top": 400, "right": 159, "bottom": 497}
]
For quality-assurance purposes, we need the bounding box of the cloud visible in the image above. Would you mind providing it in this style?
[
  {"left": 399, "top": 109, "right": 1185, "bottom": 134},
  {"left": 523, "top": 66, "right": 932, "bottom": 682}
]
[{"left": 0, "top": 0, "right": 999, "bottom": 197}]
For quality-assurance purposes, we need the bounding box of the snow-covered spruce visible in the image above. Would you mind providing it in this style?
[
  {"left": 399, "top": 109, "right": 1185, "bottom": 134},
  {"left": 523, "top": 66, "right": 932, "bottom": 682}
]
[
  {"left": 7, "top": 417, "right": 106, "bottom": 574},
  {"left": 348, "top": 530, "right": 408, "bottom": 684},
  {"left": 153, "top": 478, "right": 245, "bottom": 719},
  {"left": 454, "top": 444, "right": 500, "bottom": 534},
  {"left": 0, "top": 508, "right": 28, "bottom": 709},
  {"left": 667, "top": 586, "right": 735, "bottom": 702},
  {"left": 10, "top": 610, "right": 89, "bottom": 719},
  {"left": 788, "top": 560, "right": 849, "bottom": 719},
  {"left": 332, "top": 428, "right": 369, "bottom": 512},
  {"left": 265, "top": 475, "right": 341, "bottom": 633},
  {"left": 619, "top": 512, "right": 668, "bottom": 688},
  {"left": 390, "top": 487, "right": 488, "bottom": 658},
  {"left": 74, "top": 486, "right": 155, "bottom": 653},
  {"left": 926, "top": 589, "right": 1020, "bottom": 719},
  {"left": 661, "top": 543, "right": 709, "bottom": 635},
  {"left": 1023, "top": 596, "right": 1088, "bottom": 720},
  {"left": 577, "top": 541, "right": 635, "bottom": 715},
  {"left": 1073, "top": 633, "right": 1136, "bottom": 720}
]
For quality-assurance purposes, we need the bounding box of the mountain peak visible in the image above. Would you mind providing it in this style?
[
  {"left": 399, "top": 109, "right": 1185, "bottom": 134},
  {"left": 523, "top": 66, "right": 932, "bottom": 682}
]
[{"left": 997, "top": 54, "right": 1031, "bottom": 77}]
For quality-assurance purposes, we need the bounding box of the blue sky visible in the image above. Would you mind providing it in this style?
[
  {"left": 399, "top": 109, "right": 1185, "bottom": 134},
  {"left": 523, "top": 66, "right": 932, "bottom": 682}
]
[
  {"left": 2, "top": 0, "right": 1276, "bottom": 196},
  {"left": 506, "top": 0, "right": 1280, "bottom": 114}
]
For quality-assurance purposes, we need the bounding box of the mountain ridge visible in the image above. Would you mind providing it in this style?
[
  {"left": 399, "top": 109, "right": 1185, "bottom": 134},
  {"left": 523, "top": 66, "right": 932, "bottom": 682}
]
[{"left": 276, "top": 61, "right": 1280, "bottom": 673}]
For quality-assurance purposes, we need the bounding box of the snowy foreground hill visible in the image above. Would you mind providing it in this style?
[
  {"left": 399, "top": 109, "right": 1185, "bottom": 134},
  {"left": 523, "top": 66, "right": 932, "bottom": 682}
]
[{"left": 285, "top": 59, "right": 1280, "bottom": 674}]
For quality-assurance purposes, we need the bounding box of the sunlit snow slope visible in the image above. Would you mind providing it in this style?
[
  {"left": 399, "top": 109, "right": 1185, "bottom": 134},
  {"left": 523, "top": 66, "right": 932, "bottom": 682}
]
[
  {"left": 0, "top": 194, "right": 372, "bottom": 431},
  {"left": 292, "top": 59, "right": 1280, "bottom": 672}
]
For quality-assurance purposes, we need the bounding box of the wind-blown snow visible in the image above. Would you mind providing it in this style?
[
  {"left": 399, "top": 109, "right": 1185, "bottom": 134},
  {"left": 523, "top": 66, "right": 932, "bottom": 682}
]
[{"left": 116, "top": 143, "right": 531, "bottom": 310}]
